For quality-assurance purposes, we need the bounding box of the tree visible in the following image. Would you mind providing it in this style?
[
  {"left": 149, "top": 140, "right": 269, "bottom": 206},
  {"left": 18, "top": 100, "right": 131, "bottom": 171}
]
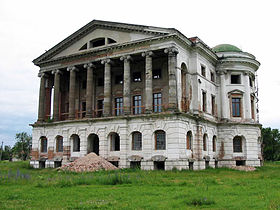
[
  {"left": 12, "top": 132, "right": 32, "bottom": 160},
  {"left": 262, "top": 127, "right": 280, "bottom": 161},
  {"left": 1, "top": 146, "right": 12, "bottom": 160}
]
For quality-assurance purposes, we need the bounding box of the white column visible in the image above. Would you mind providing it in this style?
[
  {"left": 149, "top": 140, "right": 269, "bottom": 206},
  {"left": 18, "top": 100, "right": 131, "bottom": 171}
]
[
  {"left": 244, "top": 72, "right": 251, "bottom": 120},
  {"left": 220, "top": 71, "right": 227, "bottom": 119},
  {"left": 101, "top": 58, "right": 112, "bottom": 117},
  {"left": 120, "top": 55, "right": 132, "bottom": 115},
  {"left": 142, "top": 51, "right": 153, "bottom": 113}
]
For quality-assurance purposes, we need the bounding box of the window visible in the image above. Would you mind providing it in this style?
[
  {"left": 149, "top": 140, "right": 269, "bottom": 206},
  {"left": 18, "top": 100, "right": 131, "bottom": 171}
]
[
  {"left": 133, "top": 95, "right": 142, "bottom": 114},
  {"left": 155, "top": 130, "right": 166, "bottom": 150},
  {"left": 211, "top": 71, "right": 215, "bottom": 82},
  {"left": 115, "top": 97, "right": 123, "bottom": 116},
  {"left": 110, "top": 133, "right": 120, "bottom": 151},
  {"left": 79, "top": 43, "right": 87, "bottom": 51},
  {"left": 96, "top": 99, "right": 103, "bottom": 117},
  {"left": 187, "top": 131, "right": 192, "bottom": 150},
  {"left": 40, "top": 137, "right": 47, "bottom": 153},
  {"left": 233, "top": 136, "right": 242, "bottom": 153},
  {"left": 249, "top": 77, "right": 253, "bottom": 87},
  {"left": 115, "top": 75, "right": 123, "bottom": 84},
  {"left": 202, "top": 91, "right": 206, "bottom": 112},
  {"left": 153, "top": 93, "right": 162, "bottom": 113},
  {"left": 212, "top": 136, "right": 216, "bottom": 152},
  {"left": 56, "top": 136, "right": 63, "bottom": 152},
  {"left": 211, "top": 95, "right": 216, "bottom": 115},
  {"left": 108, "top": 38, "right": 117, "bottom": 44},
  {"left": 232, "top": 98, "right": 241, "bottom": 117},
  {"left": 97, "top": 78, "right": 104, "bottom": 86},
  {"left": 251, "top": 97, "right": 255, "bottom": 119},
  {"left": 133, "top": 72, "right": 141, "bottom": 82},
  {"left": 231, "top": 74, "right": 241, "bottom": 84},
  {"left": 90, "top": 38, "right": 105, "bottom": 48},
  {"left": 132, "top": 132, "right": 142, "bottom": 150},
  {"left": 81, "top": 101, "right": 86, "bottom": 118},
  {"left": 153, "top": 69, "right": 161, "bottom": 79},
  {"left": 201, "top": 65, "right": 206, "bottom": 77},
  {"left": 203, "top": 134, "right": 207, "bottom": 151},
  {"left": 72, "top": 134, "right": 80, "bottom": 152}
]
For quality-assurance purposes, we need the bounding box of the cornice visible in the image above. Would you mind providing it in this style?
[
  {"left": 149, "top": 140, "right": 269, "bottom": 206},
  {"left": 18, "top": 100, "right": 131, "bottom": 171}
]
[{"left": 218, "top": 57, "right": 260, "bottom": 70}]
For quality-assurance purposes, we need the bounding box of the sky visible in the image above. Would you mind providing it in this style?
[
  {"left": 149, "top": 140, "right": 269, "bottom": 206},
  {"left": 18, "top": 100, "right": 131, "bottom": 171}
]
[{"left": 0, "top": 0, "right": 279, "bottom": 146}]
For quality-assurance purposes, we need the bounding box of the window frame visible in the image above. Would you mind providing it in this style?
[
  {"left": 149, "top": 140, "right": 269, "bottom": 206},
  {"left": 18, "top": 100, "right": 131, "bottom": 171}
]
[
  {"left": 40, "top": 137, "right": 48, "bottom": 153},
  {"left": 187, "top": 131, "right": 192, "bottom": 150},
  {"left": 132, "top": 95, "right": 143, "bottom": 115},
  {"left": 201, "top": 65, "right": 206, "bottom": 77},
  {"left": 114, "top": 97, "right": 123, "bottom": 116},
  {"left": 203, "top": 134, "right": 207, "bottom": 151},
  {"left": 155, "top": 130, "right": 166, "bottom": 150},
  {"left": 232, "top": 97, "right": 241, "bottom": 117},
  {"left": 132, "top": 132, "right": 142, "bottom": 151},
  {"left": 153, "top": 93, "right": 162, "bottom": 113},
  {"left": 231, "top": 74, "right": 241, "bottom": 84},
  {"left": 56, "top": 136, "right": 63, "bottom": 153},
  {"left": 233, "top": 136, "right": 242, "bottom": 153}
]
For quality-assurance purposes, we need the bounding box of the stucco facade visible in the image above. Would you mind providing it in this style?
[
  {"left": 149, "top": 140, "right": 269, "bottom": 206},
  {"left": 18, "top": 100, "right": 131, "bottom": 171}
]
[{"left": 30, "top": 20, "right": 261, "bottom": 170}]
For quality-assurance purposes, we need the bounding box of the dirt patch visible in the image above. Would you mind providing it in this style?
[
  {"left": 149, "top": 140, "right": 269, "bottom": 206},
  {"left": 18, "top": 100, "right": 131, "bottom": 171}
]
[
  {"left": 230, "top": 166, "right": 256, "bottom": 172},
  {"left": 59, "top": 153, "right": 118, "bottom": 172}
]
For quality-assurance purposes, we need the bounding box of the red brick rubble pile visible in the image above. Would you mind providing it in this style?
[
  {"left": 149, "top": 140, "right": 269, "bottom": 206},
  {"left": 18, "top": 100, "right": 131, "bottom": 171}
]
[
  {"left": 230, "top": 166, "right": 256, "bottom": 172},
  {"left": 59, "top": 153, "right": 118, "bottom": 172}
]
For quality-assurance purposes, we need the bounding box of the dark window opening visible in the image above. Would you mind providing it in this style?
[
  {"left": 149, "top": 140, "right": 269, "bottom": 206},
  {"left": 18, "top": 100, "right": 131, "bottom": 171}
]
[
  {"left": 132, "top": 132, "right": 142, "bottom": 150},
  {"left": 87, "top": 134, "right": 99, "bottom": 155},
  {"left": 130, "top": 161, "right": 141, "bottom": 169},
  {"left": 211, "top": 95, "right": 215, "bottom": 115},
  {"left": 201, "top": 65, "right": 206, "bottom": 77},
  {"left": 231, "top": 74, "right": 241, "bottom": 84},
  {"left": 81, "top": 101, "right": 86, "bottom": 118},
  {"left": 236, "top": 160, "right": 245, "bottom": 166},
  {"left": 212, "top": 136, "right": 216, "bottom": 152},
  {"left": 115, "top": 97, "right": 123, "bottom": 116},
  {"left": 233, "top": 136, "right": 242, "bottom": 153},
  {"left": 153, "top": 93, "right": 162, "bottom": 113},
  {"left": 108, "top": 38, "right": 117, "bottom": 44},
  {"left": 187, "top": 131, "right": 192, "bottom": 150},
  {"left": 205, "top": 161, "right": 210, "bottom": 169},
  {"left": 251, "top": 98, "right": 255, "bottom": 119},
  {"left": 110, "top": 133, "right": 120, "bottom": 151},
  {"left": 110, "top": 161, "right": 119, "bottom": 167},
  {"left": 115, "top": 75, "right": 123, "bottom": 84},
  {"left": 211, "top": 72, "right": 215, "bottom": 82},
  {"left": 249, "top": 77, "right": 253, "bottom": 87},
  {"left": 155, "top": 130, "right": 166, "bottom": 150},
  {"left": 203, "top": 134, "right": 207, "bottom": 151},
  {"left": 79, "top": 43, "right": 87, "bottom": 51},
  {"left": 90, "top": 38, "right": 105, "bottom": 48},
  {"left": 154, "top": 161, "right": 165, "bottom": 170},
  {"left": 39, "top": 161, "right": 45, "bottom": 169},
  {"left": 40, "top": 137, "right": 47, "bottom": 153},
  {"left": 54, "top": 161, "right": 62, "bottom": 168},
  {"left": 96, "top": 99, "right": 103, "bottom": 117},
  {"left": 72, "top": 135, "right": 80, "bottom": 152},
  {"left": 56, "top": 136, "right": 63, "bottom": 152},
  {"left": 133, "top": 72, "right": 141, "bottom": 82},
  {"left": 97, "top": 78, "right": 104, "bottom": 86},
  {"left": 202, "top": 91, "right": 206, "bottom": 112},
  {"left": 133, "top": 95, "right": 142, "bottom": 115},
  {"left": 232, "top": 98, "right": 241, "bottom": 117},
  {"left": 189, "top": 161, "right": 194, "bottom": 170},
  {"left": 153, "top": 69, "right": 161, "bottom": 79}
]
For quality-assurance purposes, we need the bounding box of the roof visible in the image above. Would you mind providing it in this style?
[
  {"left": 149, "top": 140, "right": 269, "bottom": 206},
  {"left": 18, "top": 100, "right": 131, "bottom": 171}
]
[{"left": 212, "top": 44, "right": 242, "bottom": 53}]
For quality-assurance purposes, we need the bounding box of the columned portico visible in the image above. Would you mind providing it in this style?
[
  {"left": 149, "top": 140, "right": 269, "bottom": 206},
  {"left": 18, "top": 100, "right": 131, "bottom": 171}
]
[
  {"left": 164, "top": 47, "right": 179, "bottom": 111},
  {"left": 84, "top": 63, "right": 95, "bottom": 118},
  {"left": 142, "top": 51, "right": 153, "bottom": 113},
  {"left": 38, "top": 73, "right": 46, "bottom": 122},
  {"left": 52, "top": 70, "right": 62, "bottom": 121},
  {"left": 67, "top": 66, "right": 78, "bottom": 120},
  {"left": 120, "top": 55, "right": 132, "bottom": 115},
  {"left": 101, "top": 59, "right": 112, "bottom": 117}
]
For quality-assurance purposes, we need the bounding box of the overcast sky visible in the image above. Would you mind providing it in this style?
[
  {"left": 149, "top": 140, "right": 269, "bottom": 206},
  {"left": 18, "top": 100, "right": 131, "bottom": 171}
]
[{"left": 0, "top": 0, "right": 279, "bottom": 146}]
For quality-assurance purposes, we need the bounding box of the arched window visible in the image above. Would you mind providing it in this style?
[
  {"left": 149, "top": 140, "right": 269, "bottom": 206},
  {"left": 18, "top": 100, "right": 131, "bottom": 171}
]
[
  {"left": 132, "top": 132, "right": 142, "bottom": 151},
  {"left": 212, "top": 135, "right": 217, "bottom": 152},
  {"left": 89, "top": 38, "right": 105, "bottom": 48},
  {"left": 56, "top": 136, "right": 63, "bottom": 152},
  {"left": 186, "top": 131, "right": 192, "bottom": 150},
  {"left": 40, "top": 136, "right": 47, "bottom": 153},
  {"left": 203, "top": 134, "right": 207, "bottom": 151},
  {"left": 110, "top": 132, "right": 120, "bottom": 151},
  {"left": 155, "top": 130, "right": 166, "bottom": 150},
  {"left": 233, "top": 136, "right": 242, "bottom": 153},
  {"left": 71, "top": 134, "right": 80, "bottom": 152}
]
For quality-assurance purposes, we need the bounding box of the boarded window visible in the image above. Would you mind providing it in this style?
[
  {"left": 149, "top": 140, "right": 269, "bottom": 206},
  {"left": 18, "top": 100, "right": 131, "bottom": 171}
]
[
  {"left": 155, "top": 130, "right": 166, "bottom": 150},
  {"left": 187, "top": 131, "right": 192, "bottom": 150},
  {"left": 233, "top": 136, "right": 242, "bottom": 153},
  {"left": 132, "top": 132, "right": 142, "bottom": 150},
  {"left": 56, "top": 136, "right": 63, "bottom": 152}
]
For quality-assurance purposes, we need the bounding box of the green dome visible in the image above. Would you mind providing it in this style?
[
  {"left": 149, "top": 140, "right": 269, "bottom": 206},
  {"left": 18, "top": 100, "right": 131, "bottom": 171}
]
[{"left": 212, "top": 44, "right": 242, "bottom": 53}]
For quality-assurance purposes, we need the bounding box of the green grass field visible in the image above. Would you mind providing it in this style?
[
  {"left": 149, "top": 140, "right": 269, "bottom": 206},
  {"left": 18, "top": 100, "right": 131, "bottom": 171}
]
[{"left": 0, "top": 161, "right": 280, "bottom": 209}]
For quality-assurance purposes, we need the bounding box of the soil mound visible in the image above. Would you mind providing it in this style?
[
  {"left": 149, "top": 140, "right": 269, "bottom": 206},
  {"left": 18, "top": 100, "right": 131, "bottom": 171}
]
[
  {"left": 230, "top": 165, "right": 256, "bottom": 172},
  {"left": 59, "top": 153, "right": 118, "bottom": 172}
]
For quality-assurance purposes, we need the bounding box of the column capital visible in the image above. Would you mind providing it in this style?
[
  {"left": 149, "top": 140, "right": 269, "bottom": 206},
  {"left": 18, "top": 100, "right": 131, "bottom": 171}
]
[
  {"left": 67, "top": 66, "right": 78, "bottom": 72},
  {"left": 83, "top": 62, "right": 95, "bottom": 69},
  {"left": 164, "top": 47, "right": 179, "bottom": 56},
  {"left": 101, "top": 58, "right": 113, "bottom": 65},
  {"left": 217, "top": 70, "right": 227, "bottom": 75},
  {"left": 120, "top": 55, "right": 133, "bottom": 62},
  {"left": 38, "top": 72, "right": 46, "bottom": 78},
  {"left": 141, "top": 51, "right": 154, "bottom": 57},
  {"left": 51, "top": 69, "right": 62, "bottom": 75},
  {"left": 243, "top": 71, "right": 250, "bottom": 76}
]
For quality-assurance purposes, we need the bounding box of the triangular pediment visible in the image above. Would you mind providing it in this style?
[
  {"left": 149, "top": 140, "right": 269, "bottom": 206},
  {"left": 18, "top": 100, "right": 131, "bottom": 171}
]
[{"left": 33, "top": 20, "right": 174, "bottom": 65}]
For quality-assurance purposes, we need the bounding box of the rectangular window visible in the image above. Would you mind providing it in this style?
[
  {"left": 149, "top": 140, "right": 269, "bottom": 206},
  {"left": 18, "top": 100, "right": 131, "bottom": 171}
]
[
  {"left": 211, "top": 95, "right": 215, "bottom": 115},
  {"left": 251, "top": 97, "right": 255, "bottom": 119},
  {"left": 41, "top": 139, "right": 47, "bottom": 153},
  {"left": 133, "top": 72, "right": 141, "bottom": 82},
  {"left": 133, "top": 95, "right": 142, "bottom": 114},
  {"left": 201, "top": 65, "right": 206, "bottom": 77},
  {"left": 231, "top": 74, "right": 241, "bottom": 84},
  {"left": 81, "top": 101, "right": 86, "bottom": 118},
  {"left": 232, "top": 98, "right": 241, "bottom": 117},
  {"left": 202, "top": 91, "right": 206, "bottom": 112},
  {"left": 153, "top": 93, "right": 162, "bottom": 113},
  {"left": 115, "top": 97, "right": 123, "bottom": 116},
  {"left": 57, "top": 137, "right": 63, "bottom": 152},
  {"left": 153, "top": 69, "right": 161, "bottom": 79},
  {"left": 115, "top": 75, "right": 123, "bottom": 84},
  {"left": 96, "top": 99, "right": 103, "bottom": 117},
  {"left": 211, "top": 72, "right": 215, "bottom": 82}
]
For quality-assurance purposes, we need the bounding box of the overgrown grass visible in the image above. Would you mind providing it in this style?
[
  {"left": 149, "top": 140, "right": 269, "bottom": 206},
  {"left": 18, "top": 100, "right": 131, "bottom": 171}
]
[{"left": 0, "top": 161, "right": 280, "bottom": 209}]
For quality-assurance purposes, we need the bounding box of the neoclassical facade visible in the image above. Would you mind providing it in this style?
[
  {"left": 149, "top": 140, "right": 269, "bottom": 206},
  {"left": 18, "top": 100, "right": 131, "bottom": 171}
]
[{"left": 30, "top": 20, "right": 262, "bottom": 170}]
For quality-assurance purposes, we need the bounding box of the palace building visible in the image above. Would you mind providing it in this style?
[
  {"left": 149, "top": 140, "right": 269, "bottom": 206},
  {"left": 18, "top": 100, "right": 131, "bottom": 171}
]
[{"left": 30, "top": 20, "right": 262, "bottom": 170}]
